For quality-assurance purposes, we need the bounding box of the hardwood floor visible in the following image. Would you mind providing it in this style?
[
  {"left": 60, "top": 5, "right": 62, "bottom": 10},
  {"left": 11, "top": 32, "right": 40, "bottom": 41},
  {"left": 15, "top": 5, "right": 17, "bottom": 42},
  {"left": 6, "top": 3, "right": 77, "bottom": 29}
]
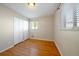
[{"left": 0, "top": 39, "right": 60, "bottom": 56}]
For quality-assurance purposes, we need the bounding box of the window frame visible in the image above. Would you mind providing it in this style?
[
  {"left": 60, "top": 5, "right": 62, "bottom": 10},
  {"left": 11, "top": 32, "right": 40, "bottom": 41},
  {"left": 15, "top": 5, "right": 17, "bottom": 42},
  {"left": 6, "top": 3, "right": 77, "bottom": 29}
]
[{"left": 60, "top": 4, "right": 79, "bottom": 31}]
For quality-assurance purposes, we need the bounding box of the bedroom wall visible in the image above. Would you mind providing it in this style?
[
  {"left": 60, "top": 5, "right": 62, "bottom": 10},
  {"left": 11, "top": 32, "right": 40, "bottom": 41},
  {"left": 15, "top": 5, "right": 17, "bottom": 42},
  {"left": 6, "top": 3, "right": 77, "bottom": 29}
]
[{"left": 30, "top": 16, "right": 54, "bottom": 41}]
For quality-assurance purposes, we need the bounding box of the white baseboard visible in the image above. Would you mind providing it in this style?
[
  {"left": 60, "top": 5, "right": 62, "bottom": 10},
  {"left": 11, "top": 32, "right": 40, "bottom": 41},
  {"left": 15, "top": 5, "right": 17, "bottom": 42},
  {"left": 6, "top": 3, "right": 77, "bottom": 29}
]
[
  {"left": 30, "top": 37, "right": 53, "bottom": 42},
  {"left": 53, "top": 40, "right": 63, "bottom": 56},
  {"left": 0, "top": 45, "right": 14, "bottom": 53}
]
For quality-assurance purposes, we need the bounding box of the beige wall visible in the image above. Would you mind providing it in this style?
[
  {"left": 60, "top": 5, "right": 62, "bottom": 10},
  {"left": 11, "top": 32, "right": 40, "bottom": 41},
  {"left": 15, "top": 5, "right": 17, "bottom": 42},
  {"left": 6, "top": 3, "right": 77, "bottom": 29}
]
[
  {"left": 30, "top": 16, "right": 54, "bottom": 41},
  {"left": 0, "top": 4, "right": 28, "bottom": 52},
  {"left": 54, "top": 3, "right": 79, "bottom": 56}
]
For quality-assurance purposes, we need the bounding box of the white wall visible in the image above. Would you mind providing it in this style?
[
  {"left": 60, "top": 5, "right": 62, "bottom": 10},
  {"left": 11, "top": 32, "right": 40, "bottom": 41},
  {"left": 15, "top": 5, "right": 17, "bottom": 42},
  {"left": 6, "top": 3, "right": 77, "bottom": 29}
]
[
  {"left": 0, "top": 4, "right": 28, "bottom": 52},
  {"left": 30, "top": 16, "right": 54, "bottom": 41},
  {"left": 54, "top": 3, "right": 79, "bottom": 56}
]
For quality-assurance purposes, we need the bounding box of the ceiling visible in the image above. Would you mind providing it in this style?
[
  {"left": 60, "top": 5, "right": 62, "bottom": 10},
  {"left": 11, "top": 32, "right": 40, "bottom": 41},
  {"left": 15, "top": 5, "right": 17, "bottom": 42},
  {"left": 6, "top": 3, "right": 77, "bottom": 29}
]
[{"left": 4, "top": 3, "right": 60, "bottom": 18}]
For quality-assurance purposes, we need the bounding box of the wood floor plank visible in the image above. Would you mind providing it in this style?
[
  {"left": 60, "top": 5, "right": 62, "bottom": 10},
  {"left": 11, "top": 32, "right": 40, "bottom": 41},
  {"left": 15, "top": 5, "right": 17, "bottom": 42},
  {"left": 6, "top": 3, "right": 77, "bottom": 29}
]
[{"left": 0, "top": 39, "right": 60, "bottom": 56}]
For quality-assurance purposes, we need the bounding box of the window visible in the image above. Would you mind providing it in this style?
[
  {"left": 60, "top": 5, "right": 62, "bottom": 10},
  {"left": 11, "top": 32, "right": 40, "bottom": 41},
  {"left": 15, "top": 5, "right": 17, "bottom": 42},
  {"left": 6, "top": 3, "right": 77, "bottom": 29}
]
[
  {"left": 61, "top": 4, "right": 74, "bottom": 30},
  {"left": 30, "top": 21, "right": 38, "bottom": 30},
  {"left": 74, "top": 5, "right": 79, "bottom": 27},
  {"left": 61, "top": 4, "right": 79, "bottom": 30},
  {"left": 65, "top": 16, "right": 73, "bottom": 29}
]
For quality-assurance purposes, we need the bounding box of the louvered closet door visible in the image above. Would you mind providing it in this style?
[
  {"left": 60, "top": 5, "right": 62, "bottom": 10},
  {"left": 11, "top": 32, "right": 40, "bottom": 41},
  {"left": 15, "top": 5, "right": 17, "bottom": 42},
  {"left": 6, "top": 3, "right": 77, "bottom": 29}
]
[
  {"left": 19, "top": 19, "right": 24, "bottom": 42},
  {"left": 13, "top": 17, "right": 29, "bottom": 45},
  {"left": 23, "top": 20, "right": 29, "bottom": 40},
  {"left": 14, "top": 17, "right": 20, "bottom": 45}
]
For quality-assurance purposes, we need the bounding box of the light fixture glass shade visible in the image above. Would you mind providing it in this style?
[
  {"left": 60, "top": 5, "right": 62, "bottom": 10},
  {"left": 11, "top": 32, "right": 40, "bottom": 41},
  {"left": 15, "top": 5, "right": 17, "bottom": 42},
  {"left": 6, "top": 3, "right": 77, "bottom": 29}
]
[{"left": 28, "top": 3, "right": 35, "bottom": 8}]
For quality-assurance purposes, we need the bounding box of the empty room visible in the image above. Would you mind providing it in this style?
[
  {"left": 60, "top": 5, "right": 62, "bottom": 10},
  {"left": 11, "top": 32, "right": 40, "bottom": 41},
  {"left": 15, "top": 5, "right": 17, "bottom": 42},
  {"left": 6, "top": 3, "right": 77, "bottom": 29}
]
[{"left": 0, "top": 3, "right": 79, "bottom": 56}]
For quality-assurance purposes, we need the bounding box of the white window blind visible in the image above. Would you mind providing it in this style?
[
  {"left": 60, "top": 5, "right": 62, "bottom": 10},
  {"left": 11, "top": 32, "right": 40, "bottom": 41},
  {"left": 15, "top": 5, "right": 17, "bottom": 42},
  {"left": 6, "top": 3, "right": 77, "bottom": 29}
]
[
  {"left": 30, "top": 21, "right": 38, "bottom": 30},
  {"left": 75, "top": 4, "right": 79, "bottom": 27},
  {"left": 65, "top": 16, "right": 73, "bottom": 29},
  {"left": 61, "top": 4, "right": 74, "bottom": 30}
]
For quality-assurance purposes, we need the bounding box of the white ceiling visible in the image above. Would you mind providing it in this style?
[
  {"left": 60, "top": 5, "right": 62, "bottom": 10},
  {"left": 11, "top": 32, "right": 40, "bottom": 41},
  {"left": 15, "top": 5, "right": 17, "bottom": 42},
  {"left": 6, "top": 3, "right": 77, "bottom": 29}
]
[{"left": 4, "top": 3, "right": 60, "bottom": 18}]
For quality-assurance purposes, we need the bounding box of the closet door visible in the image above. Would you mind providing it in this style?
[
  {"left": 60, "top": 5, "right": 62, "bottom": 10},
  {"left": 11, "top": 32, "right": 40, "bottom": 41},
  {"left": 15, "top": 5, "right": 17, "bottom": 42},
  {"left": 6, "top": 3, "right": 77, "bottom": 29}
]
[
  {"left": 14, "top": 17, "right": 20, "bottom": 45},
  {"left": 23, "top": 20, "right": 29, "bottom": 40},
  {"left": 19, "top": 19, "right": 24, "bottom": 42},
  {"left": 13, "top": 17, "right": 29, "bottom": 45}
]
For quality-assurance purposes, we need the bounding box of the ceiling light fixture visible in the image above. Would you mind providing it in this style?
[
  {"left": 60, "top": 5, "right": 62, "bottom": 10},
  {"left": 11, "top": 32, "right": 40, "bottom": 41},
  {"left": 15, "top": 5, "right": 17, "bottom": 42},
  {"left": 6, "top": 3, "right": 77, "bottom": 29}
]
[{"left": 28, "top": 3, "right": 35, "bottom": 8}]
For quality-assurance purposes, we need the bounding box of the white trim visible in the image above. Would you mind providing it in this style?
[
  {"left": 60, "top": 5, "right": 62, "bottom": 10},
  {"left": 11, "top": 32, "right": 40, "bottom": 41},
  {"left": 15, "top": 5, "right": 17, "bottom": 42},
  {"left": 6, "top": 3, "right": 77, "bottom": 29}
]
[
  {"left": 30, "top": 37, "right": 53, "bottom": 42},
  {"left": 13, "top": 38, "right": 29, "bottom": 46},
  {"left": 0, "top": 45, "right": 14, "bottom": 53},
  {"left": 53, "top": 40, "right": 63, "bottom": 56}
]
